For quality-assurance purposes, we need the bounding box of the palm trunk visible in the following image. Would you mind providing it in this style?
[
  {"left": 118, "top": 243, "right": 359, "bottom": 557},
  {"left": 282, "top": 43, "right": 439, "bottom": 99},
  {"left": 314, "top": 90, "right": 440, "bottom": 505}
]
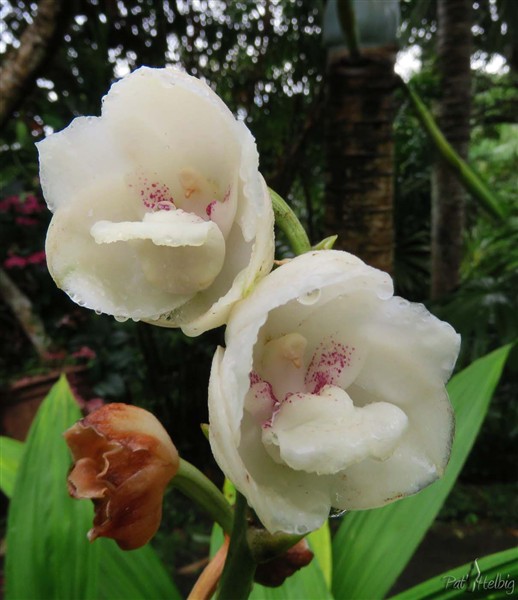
[
  {"left": 431, "top": 0, "right": 472, "bottom": 298},
  {"left": 324, "top": 47, "right": 397, "bottom": 273}
]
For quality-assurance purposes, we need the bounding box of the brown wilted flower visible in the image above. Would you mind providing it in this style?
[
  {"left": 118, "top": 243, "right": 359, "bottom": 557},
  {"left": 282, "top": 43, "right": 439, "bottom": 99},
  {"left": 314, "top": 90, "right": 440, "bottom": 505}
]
[{"left": 64, "top": 403, "right": 179, "bottom": 550}]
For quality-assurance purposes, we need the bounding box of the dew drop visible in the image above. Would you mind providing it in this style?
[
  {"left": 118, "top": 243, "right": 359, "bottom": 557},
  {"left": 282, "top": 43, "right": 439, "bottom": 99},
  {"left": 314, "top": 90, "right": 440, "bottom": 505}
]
[
  {"left": 95, "top": 309, "right": 102, "bottom": 315},
  {"left": 114, "top": 315, "right": 129, "bottom": 323},
  {"left": 329, "top": 507, "right": 347, "bottom": 518},
  {"left": 297, "top": 289, "right": 321, "bottom": 305}
]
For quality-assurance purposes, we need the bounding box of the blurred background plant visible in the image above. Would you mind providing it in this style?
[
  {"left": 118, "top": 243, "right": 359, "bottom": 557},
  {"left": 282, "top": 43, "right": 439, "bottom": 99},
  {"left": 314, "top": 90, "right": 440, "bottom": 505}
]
[{"left": 0, "top": 0, "right": 517, "bottom": 596}]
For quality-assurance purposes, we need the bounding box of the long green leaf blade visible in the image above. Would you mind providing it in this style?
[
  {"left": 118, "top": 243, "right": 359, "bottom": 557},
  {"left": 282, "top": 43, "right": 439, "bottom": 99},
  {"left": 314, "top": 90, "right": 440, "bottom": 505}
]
[
  {"left": 332, "top": 345, "right": 511, "bottom": 600},
  {"left": 402, "top": 80, "right": 506, "bottom": 222},
  {"left": 307, "top": 521, "right": 332, "bottom": 590},
  {"left": 98, "top": 539, "right": 182, "bottom": 600},
  {"left": 5, "top": 375, "right": 100, "bottom": 600},
  {"left": 389, "top": 547, "right": 518, "bottom": 600},
  {"left": 0, "top": 436, "right": 25, "bottom": 497}
]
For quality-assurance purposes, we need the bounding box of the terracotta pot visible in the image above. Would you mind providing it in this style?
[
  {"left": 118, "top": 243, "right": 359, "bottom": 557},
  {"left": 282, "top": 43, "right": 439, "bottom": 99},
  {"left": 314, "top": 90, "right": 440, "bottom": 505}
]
[{"left": 0, "top": 366, "right": 90, "bottom": 441}]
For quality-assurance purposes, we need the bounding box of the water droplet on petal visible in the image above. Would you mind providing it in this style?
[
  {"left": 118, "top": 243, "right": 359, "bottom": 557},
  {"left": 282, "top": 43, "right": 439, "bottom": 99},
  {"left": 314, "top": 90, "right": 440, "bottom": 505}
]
[
  {"left": 297, "top": 289, "right": 321, "bottom": 305},
  {"left": 114, "top": 315, "right": 129, "bottom": 323}
]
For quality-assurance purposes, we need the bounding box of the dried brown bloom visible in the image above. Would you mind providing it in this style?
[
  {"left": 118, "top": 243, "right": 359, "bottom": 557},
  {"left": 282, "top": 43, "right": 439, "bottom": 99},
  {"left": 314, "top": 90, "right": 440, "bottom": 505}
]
[{"left": 64, "top": 403, "right": 179, "bottom": 550}]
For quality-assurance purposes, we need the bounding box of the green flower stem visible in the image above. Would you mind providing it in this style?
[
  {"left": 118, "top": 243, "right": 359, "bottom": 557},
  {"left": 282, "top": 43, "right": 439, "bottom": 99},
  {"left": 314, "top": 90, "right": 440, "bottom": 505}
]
[
  {"left": 172, "top": 459, "right": 233, "bottom": 535},
  {"left": 269, "top": 188, "right": 312, "bottom": 256},
  {"left": 400, "top": 78, "right": 506, "bottom": 222},
  {"left": 217, "top": 492, "right": 257, "bottom": 600},
  {"left": 247, "top": 527, "right": 304, "bottom": 564}
]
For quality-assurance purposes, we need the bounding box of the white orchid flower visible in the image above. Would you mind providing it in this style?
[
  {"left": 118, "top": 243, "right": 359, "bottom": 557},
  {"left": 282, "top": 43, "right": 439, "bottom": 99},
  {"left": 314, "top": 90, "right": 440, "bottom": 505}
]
[
  {"left": 37, "top": 67, "right": 274, "bottom": 335},
  {"left": 209, "top": 250, "right": 460, "bottom": 534}
]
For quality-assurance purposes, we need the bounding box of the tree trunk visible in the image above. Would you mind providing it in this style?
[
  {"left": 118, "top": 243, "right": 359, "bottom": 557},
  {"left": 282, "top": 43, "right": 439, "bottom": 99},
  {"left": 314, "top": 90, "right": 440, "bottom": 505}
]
[
  {"left": 431, "top": 0, "right": 472, "bottom": 298},
  {"left": 0, "top": 0, "right": 65, "bottom": 129},
  {"left": 324, "top": 47, "right": 397, "bottom": 273}
]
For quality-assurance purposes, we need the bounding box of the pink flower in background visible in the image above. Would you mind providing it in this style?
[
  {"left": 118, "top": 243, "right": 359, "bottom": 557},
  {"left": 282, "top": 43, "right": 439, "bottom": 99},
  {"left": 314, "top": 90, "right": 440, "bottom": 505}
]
[
  {"left": 15, "top": 217, "right": 39, "bottom": 226},
  {"left": 0, "top": 196, "right": 17, "bottom": 212},
  {"left": 0, "top": 194, "right": 44, "bottom": 215},
  {"left": 3, "top": 255, "right": 28, "bottom": 269},
  {"left": 17, "top": 194, "right": 44, "bottom": 215},
  {"left": 3, "top": 251, "right": 46, "bottom": 269},
  {"left": 26, "top": 250, "right": 46, "bottom": 265}
]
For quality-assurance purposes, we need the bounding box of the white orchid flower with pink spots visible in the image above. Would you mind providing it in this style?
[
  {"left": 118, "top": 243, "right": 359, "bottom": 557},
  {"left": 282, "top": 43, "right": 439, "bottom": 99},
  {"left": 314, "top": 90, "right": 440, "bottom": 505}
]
[
  {"left": 209, "top": 250, "right": 460, "bottom": 534},
  {"left": 37, "top": 67, "right": 274, "bottom": 335}
]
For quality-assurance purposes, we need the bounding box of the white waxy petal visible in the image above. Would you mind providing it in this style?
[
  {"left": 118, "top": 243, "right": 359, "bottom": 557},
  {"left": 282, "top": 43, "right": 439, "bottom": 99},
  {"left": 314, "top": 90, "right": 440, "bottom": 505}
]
[
  {"left": 102, "top": 69, "right": 241, "bottom": 220},
  {"left": 91, "top": 210, "right": 225, "bottom": 296},
  {"left": 37, "top": 116, "right": 127, "bottom": 211},
  {"left": 38, "top": 67, "right": 274, "bottom": 331},
  {"left": 244, "top": 377, "right": 277, "bottom": 424},
  {"left": 262, "top": 385, "right": 408, "bottom": 475}
]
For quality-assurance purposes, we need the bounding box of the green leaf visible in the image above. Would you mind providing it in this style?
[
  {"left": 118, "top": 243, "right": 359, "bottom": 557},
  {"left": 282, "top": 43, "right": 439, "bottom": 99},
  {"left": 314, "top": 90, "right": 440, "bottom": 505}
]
[
  {"left": 401, "top": 81, "right": 506, "bottom": 222},
  {"left": 0, "top": 436, "right": 25, "bottom": 497},
  {"left": 307, "top": 522, "right": 332, "bottom": 590},
  {"left": 98, "top": 540, "right": 182, "bottom": 600},
  {"left": 5, "top": 375, "right": 101, "bottom": 600},
  {"left": 332, "top": 345, "right": 512, "bottom": 600},
  {"left": 389, "top": 547, "right": 518, "bottom": 600}
]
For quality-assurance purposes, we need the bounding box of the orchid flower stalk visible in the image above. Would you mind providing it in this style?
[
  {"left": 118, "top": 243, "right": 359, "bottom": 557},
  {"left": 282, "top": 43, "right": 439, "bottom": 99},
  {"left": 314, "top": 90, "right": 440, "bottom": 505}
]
[{"left": 38, "top": 66, "right": 462, "bottom": 598}]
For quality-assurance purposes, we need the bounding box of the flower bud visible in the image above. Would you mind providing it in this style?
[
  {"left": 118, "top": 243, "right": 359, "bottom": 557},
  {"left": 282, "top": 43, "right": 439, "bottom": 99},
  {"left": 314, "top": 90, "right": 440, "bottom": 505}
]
[
  {"left": 254, "top": 539, "right": 314, "bottom": 587},
  {"left": 64, "top": 403, "right": 179, "bottom": 550}
]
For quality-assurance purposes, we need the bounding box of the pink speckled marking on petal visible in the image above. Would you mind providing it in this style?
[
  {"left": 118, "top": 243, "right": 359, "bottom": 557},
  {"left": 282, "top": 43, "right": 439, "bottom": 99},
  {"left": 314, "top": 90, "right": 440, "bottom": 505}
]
[
  {"left": 206, "top": 200, "right": 216, "bottom": 217},
  {"left": 135, "top": 177, "right": 175, "bottom": 211},
  {"left": 304, "top": 338, "right": 354, "bottom": 394},
  {"left": 249, "top": 371, "right": 280, "bottom": 429}
]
